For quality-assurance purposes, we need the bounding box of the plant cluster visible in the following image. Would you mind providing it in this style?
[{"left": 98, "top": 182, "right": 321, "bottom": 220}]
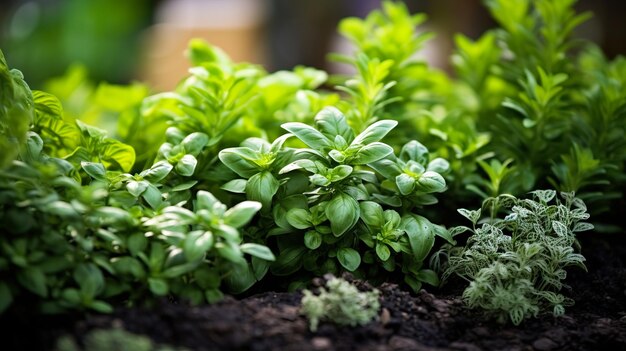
[
  {"left": 301, "top": 276, "right": 380, "bottom": 332},
  {"left": 0, "top": 0, "right": 619, "bottom": 325},
  {"left": 443, "top": 190, "right": 592, "bottom": 325}
]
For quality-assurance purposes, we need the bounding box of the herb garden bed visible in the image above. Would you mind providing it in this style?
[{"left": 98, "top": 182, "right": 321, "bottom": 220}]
[
  {"left": 1, "top": 0, "right": 626, "bottom": 350},
  {"left": 3, "top": 233, "right": 625, "bottom": 350}
]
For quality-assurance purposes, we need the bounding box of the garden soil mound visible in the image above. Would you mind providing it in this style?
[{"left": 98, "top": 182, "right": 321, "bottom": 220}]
[{"left": 3, "top": 233, "right": 625, "bottom": 351}]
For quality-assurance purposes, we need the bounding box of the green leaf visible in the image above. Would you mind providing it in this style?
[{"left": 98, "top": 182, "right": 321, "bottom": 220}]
[
  {"left": 127, "top": 180, "right": 148, "bottom": 197},
  {"left": 182, "top": 132, "right": 209, "bottom": 155},
  {"left": 402, "top": 215, "right": 435, "bottom": 262},
  {"left": 279, "top": 159, "right": 319, "bottom": 174},
  {"left": 99, "top": 138, "right": 136, "bottom": 172},
  {"left": 325, "top": 192, "right": 360, "bottom": 236},
  {"left": 304, "top": 231, "right": 322, "bottom": 250},
  {"left": 352, "top": 120, "right": 398, "bottom": 145},
  {"left": 360, "top": 201, "right": 384, "bottom": 227},
  {"left": 0, "top": 282, "right": 13, "bottom": 313},
  {"left": 314, "top": 106, "right": 355, "bottom": 143},
  {"left": 416, "top": 171, "right": 446, "bottom": 192},
  {"left": 427, "top": 158, "right": 450, "bottom": 173},
  {"left": 196, "top": 190, "right": 220, "bottom": 211},
  {"left": 246, "top": 171, "right": 279, "bottom": 209},
  {"left": 240, "top": 243, "right": 276, "bottom": 261},
  {"left": 224, "top": 201, "right": 262, "bottom": 227},
  {"left": 457, "top": 208, "right": 481, "bottom": 225},
  {"left": 142, "top": 183, "right": 162, "bottom": 209},
  {"left": 224, "top": 262, "right": 256, "bottom": 294},
  {"left": 281, "top": 122, "right": 332, "bottom": 150},
  {"left": 552, "top": 221, "right": 569, "bottom": 237},
  {"left": 252, "top": 256, "right": 271, "bottom": 280},
  {"left": 148, "top": 278, "right": 169, "bottom": 296},
  {"left": 111, "top": 257, "right": 146, "bottom": 279},
  {"left": 286, "top": 208, "right": 311, "bottom": 229},
  {"left": 369, "top": 158, "right": 402, "bottom": 178},
  {"left": 353, "top": 142, "right": 394, "bottom": 164},
  {"left": 127, "top": 233, "right": 148, "bottom": 256},
  {"left": 330, "top": 165, "right": 353, "bottom": 182},
  {"left": 271, "top": 247, "right": 307, "bottom": 276},
  {"left": 400, "top": 140, "right": 429, "bottom": 164},
  {"left": 396, "top": 173, "right": 416, "bottom": 195},
  {"left": 81, "top": 162, "right": 106, "bottom": 180},
  {"left": 89, "top": 300, "right": 113, "bottom": 313},
  {"left": 221, "top": 179, "right": 248, "bottom": 193},
  {"left": 171, "top": 180, "right": 198, "bottom": 192},
  {"left": 162, "top": 262, "right": 199, "bottom": 278},
  {"left": 21, "top": 132, "right": 43, "bottom": 162},
  {"left": 215, "top": 242, "right": 244, "bottom": 263},
  {"left": 184, "top": 230, "right": 214, "bottom": 262},
  {"left": 44, "top": 201, "right": 78, "bottom": 218},
  {"left": 205, "top": 289, "right": 224, "bottom": 303},
  {"left": 17, "top": 267, "right": 48, "bottom": 297},
  {"left": 175, "top": 154, "right": 198, "bottom": 176},
  {"left": 74, "top": 263, "right": 104, "bottom": 298},
  {"left": 375, "top": 243, "right": 391, "bottom": 261},
  {"left": 310, "top": 173, "right": 331, "bottom": 187},
  {"left": 417, "top": 269, "right": 439, "bottom": 286},
  {"left": 219, "top": 147, "right": 260, "bottom": 178},
  {"left": 337, "top": 248, "right": 361, "bottom": 271},
  {"left": 141, "top": 160, "right": 173, "bottom": 182}
]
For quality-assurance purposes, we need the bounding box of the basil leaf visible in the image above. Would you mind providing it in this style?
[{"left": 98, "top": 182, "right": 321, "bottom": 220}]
[
  {"left": 281, "top": 122, "right": 332, "bottom": 150},
  {"left": 304, "top": 231, "right": 322, "bottom": 250},
  {"left": 224, "top": 201, "right": 262, "bottom": 228},
  {"left": 352, "top": 119, "right": 397, "bottom": 145},
  {"left": 353, "top": 142, "right": 394, "bottom": 164},
  {"left": 246, "top": 171, "right": 279, "bottom": 209},
  {"left": 219, "top": 147, "right": 260, "bottom": 178},
  {"left": 337, "top": 248, "right": 361, "bottom": 271},
  {"left": 182, "top": 132, "right": 209, "bottom": 155},
  {"left": 240, "top": 243, "right": 275, "bottom": 261},
  {"left": 325, "top": 192, "right": 360, "bottom": 236},
  {"left": 360, "top": 201, "right": 384, "bottom": 227},
  {"left": 376, "top": 243, "right": 391, "bottom": 261},
  {"left": 221, "top": 179, "right": 248, "bottom": 193},
  {"left": 142, "top": 183, "right": 162, "bottom": 209},
  {"left": 81, "top": 162, "right": 106, "bottom": 180},
  {"left": 148, "top": 278, "right": 169, "bottom": 296},
  {"left": 416, "top": 171, "right": 446, "bottom": 192},
  {"left": 396, "top": 173, "right": 416, "bottom": 195},
  {"left": 184, "top": 230, "right": 214, "bottom": 262},
  {"left": 286, "top": 208, "right": 312, "bottom": 229},
  {"left": 314, "top": 107, "right": 355, "bottom": 144},
  {"left": 141, "top": 160, "right": 173, "bottom": 182},
  {"left": 402, "top": 214, "right": 435, "bottom": 262},
  {"left": 175, "top": 154, "right": 198, "bottom": 177}
]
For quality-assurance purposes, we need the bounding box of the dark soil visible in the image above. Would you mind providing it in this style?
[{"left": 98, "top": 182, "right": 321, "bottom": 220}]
[{"left": 3, "top": 233, "right": 626, "bottom": 351}]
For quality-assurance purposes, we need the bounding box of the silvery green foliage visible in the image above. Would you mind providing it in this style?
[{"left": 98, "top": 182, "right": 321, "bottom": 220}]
[
  {"left": 444, "top": 191, "right": 592, "bottom": 325},
  {"left": 301, "top": 276, "right": 380, "bottom": 332}
]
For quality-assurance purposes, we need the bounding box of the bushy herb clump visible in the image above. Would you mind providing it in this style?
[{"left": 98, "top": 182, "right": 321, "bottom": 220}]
[
  {"left": 301, "top": 276, "right": 380, "bottom": 332},
  {"left": 443, "top": 190, "right": 592, "bottom": 325}
]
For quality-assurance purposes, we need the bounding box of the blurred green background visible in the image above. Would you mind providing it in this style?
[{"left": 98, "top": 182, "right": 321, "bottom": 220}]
[{"left": 1, "top": 0, "right": 624, "bottom": 90}]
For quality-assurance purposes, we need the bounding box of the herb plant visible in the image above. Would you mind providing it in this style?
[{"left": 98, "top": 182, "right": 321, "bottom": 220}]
[
  {"left": 443, "top": 190, "right": 592, "bottom": 325},
  {"left": 301, "top": 276, "right": 380, "bottom": 332}
]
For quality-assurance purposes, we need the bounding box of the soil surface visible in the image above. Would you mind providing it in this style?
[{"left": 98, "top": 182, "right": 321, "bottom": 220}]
[{"left": 3, "top": 233, "right": 626, "bottom": 351}]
